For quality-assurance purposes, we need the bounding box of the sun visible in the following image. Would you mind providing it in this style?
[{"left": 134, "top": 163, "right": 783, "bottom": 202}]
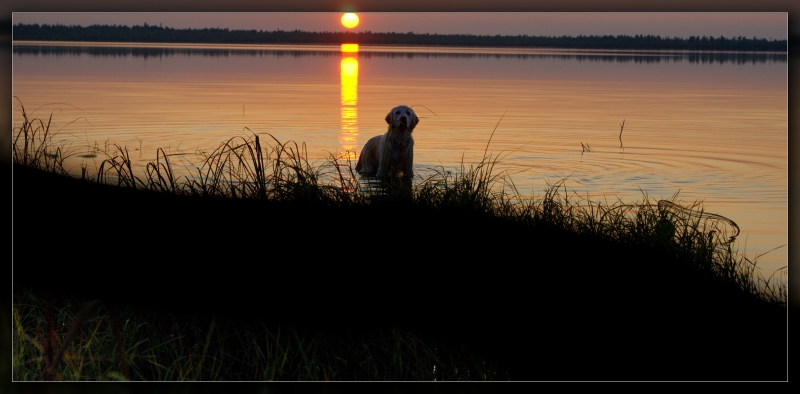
[{"left": 341, "top": 13, "right": 359, "bottom": 29}]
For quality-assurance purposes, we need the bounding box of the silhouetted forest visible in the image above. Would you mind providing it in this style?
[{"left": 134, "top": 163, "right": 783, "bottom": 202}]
[{"left": 12, "top": 23, "right": 788, "bottom": 52}]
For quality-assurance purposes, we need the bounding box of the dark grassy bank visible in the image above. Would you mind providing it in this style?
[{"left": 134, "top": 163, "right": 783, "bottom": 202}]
[{"left": 12, "top": 106, "right": 787, "bottom": 381}]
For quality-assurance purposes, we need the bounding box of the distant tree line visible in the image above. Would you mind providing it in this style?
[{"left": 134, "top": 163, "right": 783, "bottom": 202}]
[{"left": 12, "top": 23, "right": 788, "bottom": 52}]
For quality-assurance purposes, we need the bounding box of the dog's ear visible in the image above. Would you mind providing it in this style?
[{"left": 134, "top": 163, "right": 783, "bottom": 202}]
[
  {"left": 412, "top": 113, "right": 420, "bottom": 129},
  {"left": 385, "top": 111, "right": 392, "bottom": 125}
]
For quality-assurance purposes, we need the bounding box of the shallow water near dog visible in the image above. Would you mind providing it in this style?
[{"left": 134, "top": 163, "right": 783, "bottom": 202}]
[{"left": 12, "top": 42, "right": 787, "bottom": 286}]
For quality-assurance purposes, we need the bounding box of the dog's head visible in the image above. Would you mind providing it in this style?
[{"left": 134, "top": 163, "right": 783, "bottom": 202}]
[{"left": 385, "top": 105, "right": 419, "bottom": 132}]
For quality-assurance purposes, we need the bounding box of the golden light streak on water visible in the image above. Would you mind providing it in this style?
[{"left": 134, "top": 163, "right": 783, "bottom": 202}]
[
  {"left": 340, "top": 51, "right": 359, "bottom": 160},
  {"left": 341, "top": 43, "right": 359, "bottom": 53}
]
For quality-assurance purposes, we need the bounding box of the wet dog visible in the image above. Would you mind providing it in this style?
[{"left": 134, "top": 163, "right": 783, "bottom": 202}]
[{"left": 356, "top": 105, "right": 419, "bottom": 179}]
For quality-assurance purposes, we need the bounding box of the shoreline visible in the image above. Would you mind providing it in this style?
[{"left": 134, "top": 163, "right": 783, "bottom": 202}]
[{"left": 11, "top": 39, "right": 789, "bottom": 55}]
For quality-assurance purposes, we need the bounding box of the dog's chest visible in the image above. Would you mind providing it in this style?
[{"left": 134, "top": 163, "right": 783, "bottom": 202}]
[{"left": 387, "top": 133, "right": 413, "bottom": 149}]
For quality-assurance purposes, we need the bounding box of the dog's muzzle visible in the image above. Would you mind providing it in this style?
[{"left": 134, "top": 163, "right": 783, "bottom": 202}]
[{"left": 397, "top": 116, "right": 410, "bottom": 130}]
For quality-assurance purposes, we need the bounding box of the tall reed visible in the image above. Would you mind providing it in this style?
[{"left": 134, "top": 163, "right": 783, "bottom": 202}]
[{"left": 12, "top": 98, "right": 84, "bottom": 176}]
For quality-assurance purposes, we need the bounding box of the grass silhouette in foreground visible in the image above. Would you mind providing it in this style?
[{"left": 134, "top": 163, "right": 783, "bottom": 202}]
[
  {"left": 13, "top": 286, "right": 505, "bottom": 381},
  {"left": 12, "top": 100, "right": 787, "bottom": 381}
]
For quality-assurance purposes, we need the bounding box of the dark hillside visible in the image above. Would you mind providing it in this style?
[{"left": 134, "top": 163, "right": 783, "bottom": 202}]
[{"left": 13, "top": 165, "right": 787, "bottom": 380}]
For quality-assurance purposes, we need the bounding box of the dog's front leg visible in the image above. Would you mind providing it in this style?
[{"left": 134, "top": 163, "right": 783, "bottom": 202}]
[
  {"left": 404, "top": 144, "right": 414, "bottom": 178},
  {"left": 375, "top": 136, "right": 389, "bottom": 178}
]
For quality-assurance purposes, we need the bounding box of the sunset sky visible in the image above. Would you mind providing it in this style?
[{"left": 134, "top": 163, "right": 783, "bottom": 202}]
[{"left": 11, "top": 12, "right": 788, "bottom": 40}]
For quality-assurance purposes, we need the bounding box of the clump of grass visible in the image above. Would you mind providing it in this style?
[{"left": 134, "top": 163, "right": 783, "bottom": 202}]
[
  {"left": 413, "top": 110, "right": 527, "bottom": 216},
  {"left": 13, "top": 289, "right": 125, "bottom": 381},
  {"left": 12, "top": 98, "right": 88, "bottom": 176},
  {"left": 87, "top": 131, "right": 369, "bottom": 206},
  {"left": 13, "top": 101, "right": 787, "bottom": 308},
  {"left": 555, "top": 185, "right": 786, "bottom": 305},
  {"left": 12, "top": 286, "right": 506, "bottom": 381}
]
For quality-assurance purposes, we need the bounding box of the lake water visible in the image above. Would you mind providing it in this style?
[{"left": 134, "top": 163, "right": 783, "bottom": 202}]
[{"left": 12, "top": 41, "right": 787, "bottom": 285}]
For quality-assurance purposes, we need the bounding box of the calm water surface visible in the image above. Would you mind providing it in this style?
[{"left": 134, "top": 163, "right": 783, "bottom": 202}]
[{"left": 12, "top": 42, "right": 787, "bottom": 283}]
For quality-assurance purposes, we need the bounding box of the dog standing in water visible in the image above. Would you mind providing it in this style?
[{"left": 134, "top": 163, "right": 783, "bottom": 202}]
[{"left": 356, "top": 105, "right": 419, "bottom": 179}]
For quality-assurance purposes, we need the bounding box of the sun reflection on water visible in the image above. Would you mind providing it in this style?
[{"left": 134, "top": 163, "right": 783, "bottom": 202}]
[
  {"left": 341, "top": 43, "right": 359, "bottom": 53},
  {"left": 340, "top": 44, "right": 359, "bottom": 161}
]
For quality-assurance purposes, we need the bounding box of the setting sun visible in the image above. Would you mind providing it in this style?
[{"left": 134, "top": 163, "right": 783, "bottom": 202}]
[{"left": 341, "top": 13, "right": 359, "bottom": 29}]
